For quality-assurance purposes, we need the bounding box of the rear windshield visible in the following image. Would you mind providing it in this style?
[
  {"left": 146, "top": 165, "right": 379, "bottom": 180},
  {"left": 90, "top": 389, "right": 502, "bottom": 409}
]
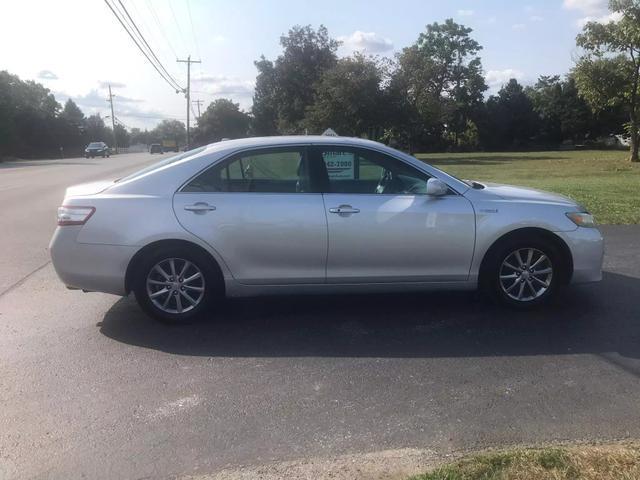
[{"left": 116, "top": 146, "right": 207, "bottom": 183}]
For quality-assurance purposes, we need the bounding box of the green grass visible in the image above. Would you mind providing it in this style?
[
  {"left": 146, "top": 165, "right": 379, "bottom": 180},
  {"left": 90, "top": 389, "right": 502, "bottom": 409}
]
[
  {"left": 410, "top": 445, "right": 640, "bottom": 480},
  {"left": 416, "top": 150, "right": 640, "bottom": 224}
]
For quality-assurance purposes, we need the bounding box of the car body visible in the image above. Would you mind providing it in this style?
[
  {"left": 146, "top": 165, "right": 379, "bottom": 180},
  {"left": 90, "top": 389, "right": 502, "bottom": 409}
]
[
  {"left": 149, "top": 143, "right": 163, "bottom": 154},
  {"left": 84, "top": 142, "right": 110, "bottom": 158},
  {"left": 51, "top": 136, "right": 603, "bottom": 322}
]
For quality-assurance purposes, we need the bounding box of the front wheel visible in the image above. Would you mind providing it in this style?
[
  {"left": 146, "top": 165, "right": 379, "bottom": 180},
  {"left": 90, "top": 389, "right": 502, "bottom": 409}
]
[
  {"left": 133, "top": 247, "right": 221, "bottom": 323},
  {"left": 487, "top": 240, "right": 561, "bottom": 308}
]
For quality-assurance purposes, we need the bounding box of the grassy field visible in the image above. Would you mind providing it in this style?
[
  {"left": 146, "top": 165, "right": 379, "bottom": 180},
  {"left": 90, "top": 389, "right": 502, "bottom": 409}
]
[
  {"left": 416, "top": 150, "right": 640, "bottom": 224},
  {"left": 411, "top": 445, "right": 640, "bottom": 480}
]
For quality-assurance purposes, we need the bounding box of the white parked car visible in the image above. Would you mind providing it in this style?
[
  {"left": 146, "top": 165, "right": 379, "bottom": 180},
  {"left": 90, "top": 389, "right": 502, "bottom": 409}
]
[{"left": 50, "top": 137, "right": 603, "bottom": 323}]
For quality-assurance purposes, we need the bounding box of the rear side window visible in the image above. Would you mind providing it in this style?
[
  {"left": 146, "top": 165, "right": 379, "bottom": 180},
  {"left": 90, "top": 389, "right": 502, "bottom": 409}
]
[
  {"left": 182, "top": 147, "right": 314, "bottom": 193},
  {"left": 117, "top": 146, "right": 207, "bottom": 183}
]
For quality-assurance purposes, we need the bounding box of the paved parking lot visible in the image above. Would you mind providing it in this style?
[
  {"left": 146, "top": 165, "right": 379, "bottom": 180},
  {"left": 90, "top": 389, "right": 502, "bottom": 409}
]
[{"left": 1, "top": 155, "right": 639, "bottom": 479}]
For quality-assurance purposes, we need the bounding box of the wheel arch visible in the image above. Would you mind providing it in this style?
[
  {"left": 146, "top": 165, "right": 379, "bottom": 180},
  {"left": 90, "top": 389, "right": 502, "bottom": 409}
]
[
  {"left": 124, "top": 239, "right": 225, "bottom": 295},
  {"left": 478, "top": 227, "right": 573, "bottom": 287}
]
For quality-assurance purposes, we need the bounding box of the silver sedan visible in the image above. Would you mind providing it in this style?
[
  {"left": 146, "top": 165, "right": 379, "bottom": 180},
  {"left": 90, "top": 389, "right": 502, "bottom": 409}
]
[{"left": 50, "top": 136, "right": 604, "bottom": 323}]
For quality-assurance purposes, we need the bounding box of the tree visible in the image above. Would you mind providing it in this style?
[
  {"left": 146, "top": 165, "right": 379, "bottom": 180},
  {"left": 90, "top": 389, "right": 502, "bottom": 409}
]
[
  {"left": 304, "top": 54, "right": 386, "bottom": 137},
  {"left": 388, "top": 19, "right": 487, "bottom": 151},
  {"left": 130, "top": 127, "right": 151, "bottom": 145},
  {"left": 150, "top": 119, "right": 186, "bottom": 145},
  {"left": 573, "top": 0, "right": 640, "bottom": 161},
  {"left": 58, "top": 99, "right": 86, "bottom": 149},
  {"left": 252, "top": 25, "right": 339, "bottom": 134},
  {"left": 0, "top": 70, "right": 61, "bottom": 158},
  {"left": 480, "top": 79, "right": 538, "bottom": 149},
  {"left": 114, "top": 123, "right": 130, "bottom": 148},
  {"left": 194, "top": 98, "right": 250, "bottom": 144},
  {"left": 85, "top": 114, "right": 108, "bottom": 143},
  {"left": 251, "top": 57, "right": 279, "bottom": 135},
  {"left": 526, "top": 75, "right": 594, "bottom": 145}
]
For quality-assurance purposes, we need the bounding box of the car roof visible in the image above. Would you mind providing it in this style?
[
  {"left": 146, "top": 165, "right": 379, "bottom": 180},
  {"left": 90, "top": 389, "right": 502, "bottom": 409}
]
[{"left": 200, "top": 135, "right": 387, "bottom": 155}]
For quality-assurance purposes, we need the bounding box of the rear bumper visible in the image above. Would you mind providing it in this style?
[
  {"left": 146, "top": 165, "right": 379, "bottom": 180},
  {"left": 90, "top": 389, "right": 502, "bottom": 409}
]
[
  {"left": 556, "top": 226, "right": 604, "bottom": 284},
  {"left": 49, "top": 227, "right": 136, "bottom": 296}
]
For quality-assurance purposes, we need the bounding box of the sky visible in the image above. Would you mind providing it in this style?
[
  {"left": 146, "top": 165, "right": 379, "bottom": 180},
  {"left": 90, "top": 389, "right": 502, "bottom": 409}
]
[{"left": 0, "top": 0, "right": 620, "bottom": 129}]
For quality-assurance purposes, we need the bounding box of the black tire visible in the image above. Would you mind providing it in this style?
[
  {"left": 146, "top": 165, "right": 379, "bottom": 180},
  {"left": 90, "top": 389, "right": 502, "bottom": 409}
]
[
  {"left": 483, "top": 236, "right": 562, "bottom": 308},
  {"left": 133, "top": 246, "right": 222, "bottom": 324}
]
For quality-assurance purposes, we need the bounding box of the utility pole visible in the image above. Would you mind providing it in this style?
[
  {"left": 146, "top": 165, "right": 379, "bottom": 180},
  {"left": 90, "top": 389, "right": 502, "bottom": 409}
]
[
  {"left": 192, "top": 99, "right": 203, "bottom": 119},
  {"left": 107, "top": 84, "right": 118, "bottom": 154},
  {"left": 177, "top": 55, "right": 201, "bottom": 149}
]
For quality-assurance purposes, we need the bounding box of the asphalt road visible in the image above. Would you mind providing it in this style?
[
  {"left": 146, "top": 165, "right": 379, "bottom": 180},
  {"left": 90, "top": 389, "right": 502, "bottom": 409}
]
[{"left": 1, "top": 155, "right": 640, "bottom": 479}]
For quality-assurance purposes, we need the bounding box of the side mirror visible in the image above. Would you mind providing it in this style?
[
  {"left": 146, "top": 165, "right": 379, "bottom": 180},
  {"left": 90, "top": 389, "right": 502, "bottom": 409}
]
[{"left": 426, "top": 178, "right": 448, "bottom": 196}]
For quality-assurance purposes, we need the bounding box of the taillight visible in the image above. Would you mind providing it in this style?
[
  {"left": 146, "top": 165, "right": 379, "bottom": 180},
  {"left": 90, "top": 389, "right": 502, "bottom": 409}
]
[{"left": 57, "top": 206, "right": 95, "bottom": 226}]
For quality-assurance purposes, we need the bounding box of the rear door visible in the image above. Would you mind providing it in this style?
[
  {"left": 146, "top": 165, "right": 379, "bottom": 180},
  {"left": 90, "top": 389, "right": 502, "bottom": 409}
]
[
  {"left": 173, "top": 146, "right": 328, "bottom": 285},
  {"left": 313, "top": 145, "right": 476, "bottom": 283}
]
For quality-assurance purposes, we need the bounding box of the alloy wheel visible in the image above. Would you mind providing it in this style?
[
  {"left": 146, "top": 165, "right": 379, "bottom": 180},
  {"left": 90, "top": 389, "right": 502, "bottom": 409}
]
[
  {"left": 499, "top": 248, "right": 553, "bottom": 302},
  {"left": 146, "top": 258, "right": 206, "bottom": 314}
]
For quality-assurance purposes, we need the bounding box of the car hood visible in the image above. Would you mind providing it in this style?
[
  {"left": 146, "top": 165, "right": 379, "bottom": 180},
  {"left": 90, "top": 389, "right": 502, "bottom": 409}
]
[
  {"left": 477, "top": 182, "right": 579, "bottom": 207},
  {"left": 65, "top": 180, "right": 114, "bottom": 197}
]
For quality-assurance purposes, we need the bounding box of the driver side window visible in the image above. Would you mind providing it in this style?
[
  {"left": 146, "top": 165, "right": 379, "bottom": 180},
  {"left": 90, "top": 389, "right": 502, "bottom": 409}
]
[{"left": 318, "top": 147, "right": 431, "bottom": 195}]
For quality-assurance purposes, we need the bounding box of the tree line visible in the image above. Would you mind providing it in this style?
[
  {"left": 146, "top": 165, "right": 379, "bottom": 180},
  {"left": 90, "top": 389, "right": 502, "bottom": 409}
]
[
  {"left": 1, "top": 0, "right": 638, "bottom": 161},
  {"left": 0, "top": 70, "right": 189, "bottom": 159}
]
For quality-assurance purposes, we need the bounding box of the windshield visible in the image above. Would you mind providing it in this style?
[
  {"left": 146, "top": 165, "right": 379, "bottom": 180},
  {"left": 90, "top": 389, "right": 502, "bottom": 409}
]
[
  {"left": 422, "top": 160, "right": 474, "bottom": 188},
  {"left": 88, "top": 142, "right": 103, "bottom": 148},
  {"left": 116, "top": 146, "right": 207, "bottom": 183}
]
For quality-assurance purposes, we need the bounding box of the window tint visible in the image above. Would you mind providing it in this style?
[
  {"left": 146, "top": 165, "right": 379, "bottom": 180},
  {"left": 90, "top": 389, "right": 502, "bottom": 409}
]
[
  {"left": 183, "top": 148, "right": 312, "bottom": 193},
  {"left": 319, "top": 147, "right": 431, "bottom": 195}
]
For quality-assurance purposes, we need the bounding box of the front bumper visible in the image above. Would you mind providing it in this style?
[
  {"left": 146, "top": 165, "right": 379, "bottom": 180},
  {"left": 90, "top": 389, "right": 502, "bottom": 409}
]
[
  {"left": 556, "top": 226, "right": 604, "bottom": 284},
  {"left": 49, "top": 226, "right": 137, "bottom": 296}
]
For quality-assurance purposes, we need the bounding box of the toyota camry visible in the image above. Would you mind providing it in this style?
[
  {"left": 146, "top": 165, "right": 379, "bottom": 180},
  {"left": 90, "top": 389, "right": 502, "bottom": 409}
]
[{"left": 50, "top": 136, "right": 604, "bottom": 323}]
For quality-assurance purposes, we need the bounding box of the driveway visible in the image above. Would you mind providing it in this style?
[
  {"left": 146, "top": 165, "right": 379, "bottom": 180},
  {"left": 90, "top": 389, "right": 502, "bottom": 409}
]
[{"left": 0, "top": 155, "right": 639, "bottom": 479}]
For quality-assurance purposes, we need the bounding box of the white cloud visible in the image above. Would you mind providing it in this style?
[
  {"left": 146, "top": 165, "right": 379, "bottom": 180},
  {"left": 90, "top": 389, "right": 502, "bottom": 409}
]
[
  {"left": 563, "top": 0, "right": 622, "bottom": 26},
  {"left": 99, "top": 81, "right": 126, "bottom": 89},
  {"left": 512, "top": 23, "right": 526, "bottom": 30},
  {"left": 563, "top": 0, "right": 606, "bottom": 16},
  {"left": 54, "top": 87, "right": 161, "bottom": 126},
  {"left": 530, "top": 15, "right": 544, "bottom": 22},
  {"left": 457, "top": 9, "right": 474, "bottom": 16},
  {"left": 38, "top": 70, "right": 58, "bottom": 80},
  {"left": 485, "top": 69, "right": 525, "bottom": 91},
  {"left": 338, "top": 31, "right": 394, "bottom": 54},
  {"left": 193, "top": 74, "right": 254, "bottom": 96}
]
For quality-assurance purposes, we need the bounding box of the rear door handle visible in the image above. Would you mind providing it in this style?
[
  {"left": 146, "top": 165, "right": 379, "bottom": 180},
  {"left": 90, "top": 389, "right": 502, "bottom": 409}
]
[
  {"left": 329, "top": 205, "right": 360, "bottom": 216},
  {"left": 184, "top": 202, "right": 216, "bottom": 213}
]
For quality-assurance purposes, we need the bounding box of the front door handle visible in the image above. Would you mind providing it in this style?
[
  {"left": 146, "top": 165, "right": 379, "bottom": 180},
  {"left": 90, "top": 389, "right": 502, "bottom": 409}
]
[
  {"left": 329, "top": 205, "right": 360, "bottom": 216},
  {"left": 184, "top": 202, "right": 216, "bottom": 214}
]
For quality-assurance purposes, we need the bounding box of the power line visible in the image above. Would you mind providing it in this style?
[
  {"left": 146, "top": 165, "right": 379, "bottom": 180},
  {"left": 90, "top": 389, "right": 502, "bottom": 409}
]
[
  {"left": 115, "top": 0, "right": 183, "bottom": 91},
  {"left": 167, "top": 0, "right": 187, "bottom": 53},
  {"left": 143, "top": 0, "right": 178, "bottom": 59},
  {"left": 103, "top": 0, "right": 184, "bottom": 92},
  {"left": 186, "top": 0, "right": 201, "bottom": 59}
]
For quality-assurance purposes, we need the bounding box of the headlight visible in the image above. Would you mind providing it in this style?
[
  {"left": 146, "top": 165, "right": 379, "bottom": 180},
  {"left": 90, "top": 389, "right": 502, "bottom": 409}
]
[{"left": 566, "top": 212, "right": 596, "bottom": 228}]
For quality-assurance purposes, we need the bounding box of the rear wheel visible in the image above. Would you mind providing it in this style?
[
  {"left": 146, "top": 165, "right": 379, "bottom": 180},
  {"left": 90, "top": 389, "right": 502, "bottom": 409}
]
[
  {"left": 485, "top": 238, "right": 561, "bottom": 308},
  {"left": 133, "top": 246, "right": 221, "bottom": 323}
]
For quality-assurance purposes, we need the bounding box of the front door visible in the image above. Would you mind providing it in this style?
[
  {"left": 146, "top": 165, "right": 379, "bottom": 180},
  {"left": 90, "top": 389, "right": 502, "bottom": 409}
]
[
  {"left": 314, "top": 146, "right": 475, "bottom": 283},
  {"left": 174, "top": 146, "right": 327, "bottom": 284}
]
